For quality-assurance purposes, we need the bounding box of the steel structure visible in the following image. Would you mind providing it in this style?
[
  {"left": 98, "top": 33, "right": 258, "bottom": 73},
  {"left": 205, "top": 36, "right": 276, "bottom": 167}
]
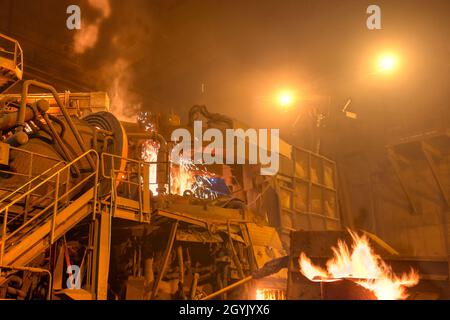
[{"left": 0, "top": 34, "right": 342, "bottom": 300}]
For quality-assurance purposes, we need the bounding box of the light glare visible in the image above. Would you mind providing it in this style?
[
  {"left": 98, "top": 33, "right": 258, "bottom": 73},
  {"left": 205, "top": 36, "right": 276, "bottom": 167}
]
[
  {"left": 378, "top": 54, "right": 398, "bottom": 72},
  {"left": 277, "top": 91, "right": 295, "bottom": 107}
]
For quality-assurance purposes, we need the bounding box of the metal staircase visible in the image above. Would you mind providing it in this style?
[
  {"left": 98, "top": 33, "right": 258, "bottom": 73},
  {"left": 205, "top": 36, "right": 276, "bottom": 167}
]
[
  {"left": 0, "top": 150, "right": 99, "bottom": 267},
  {"left": 0, "top": 33, "right": 23, "bottom": 93}
]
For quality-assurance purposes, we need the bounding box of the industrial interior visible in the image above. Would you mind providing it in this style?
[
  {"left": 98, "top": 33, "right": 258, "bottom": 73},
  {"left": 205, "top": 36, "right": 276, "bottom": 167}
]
[{"left": 0, "top": 0, "right": 449, "bottom": 300}]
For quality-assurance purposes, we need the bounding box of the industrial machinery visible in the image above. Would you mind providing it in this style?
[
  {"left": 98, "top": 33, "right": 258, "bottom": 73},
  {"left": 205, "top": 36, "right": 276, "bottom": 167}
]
[
  {"left": 0, "top": 33, "right": 294, "bottom": 300},
  {"left": 2, "top": 32, "right": 440, "bottom": 301},
  {"left": 0, "top": 84, "right": 292, "bottom": 299},
  {"left": 0, "top": 33, "right": 346, "bottom": 300}
]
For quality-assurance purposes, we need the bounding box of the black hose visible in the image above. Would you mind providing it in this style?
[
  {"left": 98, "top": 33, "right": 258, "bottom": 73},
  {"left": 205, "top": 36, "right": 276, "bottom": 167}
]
[
  {"left": 187, "top": 105, "right": 233, "bottom": 128},
  {"left": 48, "top": 114, "right": 66, "bottom": 137}
]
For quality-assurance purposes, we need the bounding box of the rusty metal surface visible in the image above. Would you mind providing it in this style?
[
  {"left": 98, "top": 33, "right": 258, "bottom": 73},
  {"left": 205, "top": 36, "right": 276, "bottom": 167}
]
[{"left": 0, "top": 142, "right": 9, "bottom": 165}]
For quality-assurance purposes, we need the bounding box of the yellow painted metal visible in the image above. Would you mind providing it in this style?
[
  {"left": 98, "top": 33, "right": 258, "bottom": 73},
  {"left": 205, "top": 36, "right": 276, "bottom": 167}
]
[
  {"left": 151, "top": 221, "right": 178, "bottom": 299},
  {"left": 201, "top": 276, "right": 253, "bottom": 300},
  {"left": 3, "top": 188, "right": 94, "bottom": 267},
  {"left": 142, "top": 164, "right": 151, "bottom": 214},
  {"left": 0, "top": 149, "right": 99, "bottom": 267},
  {"left": 0, "top": 265, "right": 51, "bottom": 299},
  {"left": 0, "top": 142, "right": 9, "bottom": 165},
  {"left": 51, "top": 172, "right": 60, "bottom": 244},
  {"left": 0, "top": 33, "right": 23, "bottom": 93},
  {"left": 96, "top": 209, "right": 111, "bottom": 300},
  {"left": 101, "top": 152, "right": 155, "bottom": 218},
  {"left": 362, "top": 230, "right": 399, "bottom": 256}
]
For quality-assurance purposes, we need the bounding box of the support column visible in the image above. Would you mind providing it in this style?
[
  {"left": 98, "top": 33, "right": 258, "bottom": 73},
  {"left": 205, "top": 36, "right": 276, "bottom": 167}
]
[{"left": 96, "top": 210, "right": 111, "bottom": 300}]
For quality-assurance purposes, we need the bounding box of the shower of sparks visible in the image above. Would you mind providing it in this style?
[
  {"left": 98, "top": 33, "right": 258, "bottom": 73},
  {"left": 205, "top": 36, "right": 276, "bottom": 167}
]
[
  {"left": 138, "top": 111, "right": 155, "bottom": 132},
  {"left": 139, "top": 111, "right": 218, "bottom": 199},
  {"left": 170, "top": 157, "right": 219, "bottom": 200}
]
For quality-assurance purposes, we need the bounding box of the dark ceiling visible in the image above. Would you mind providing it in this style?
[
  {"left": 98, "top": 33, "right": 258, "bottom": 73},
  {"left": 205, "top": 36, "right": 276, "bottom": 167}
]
[{"left": 0, "top": 0, "right": 448, "bottom": 154}]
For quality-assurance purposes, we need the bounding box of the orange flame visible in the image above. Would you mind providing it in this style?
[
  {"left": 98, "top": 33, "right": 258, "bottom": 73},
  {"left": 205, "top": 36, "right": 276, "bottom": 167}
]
[
  {"left": 141, "top": 143, "right": 216, "bottom": 198},
  {"left": 141, "top": 140, "right": 159, "bottom": 195},
  {"left": 170, "top": 159, "right": 196, "bottom": 196},
  {"left": 298, "top": 231, "right": 419, "bottom": 300}
]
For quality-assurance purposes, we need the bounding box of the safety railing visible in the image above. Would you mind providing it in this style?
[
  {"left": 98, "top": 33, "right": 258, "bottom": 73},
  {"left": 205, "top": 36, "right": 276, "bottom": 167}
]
[
  {"left": 0, "top": 146, "right": 65, "bottom": 206},
  {"left": 0, "top": 33, "right": 24, "bottom": 78},
  {"left": 101, "top": 153, "right": 169, "bottom": 221},
  {"left": 0, "top": 149, "right": 99, "bottom": 265}
]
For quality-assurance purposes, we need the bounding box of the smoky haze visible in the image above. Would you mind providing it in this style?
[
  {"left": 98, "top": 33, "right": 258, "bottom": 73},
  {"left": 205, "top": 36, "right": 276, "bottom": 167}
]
[
  {"left": 0, "top": 0, "right": 449, "bottom": 274},
  {"left": 75, "top": 1, "right": 449, "bottom": 138},
  {"left": 0, "top": 0, "right": 448, "bottom": 150}
]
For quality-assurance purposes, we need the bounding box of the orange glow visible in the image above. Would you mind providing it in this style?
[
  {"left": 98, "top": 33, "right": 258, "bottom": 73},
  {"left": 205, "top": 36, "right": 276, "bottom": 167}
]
[
  {"left": 298, "top": 253, "right": 328, "bottom": 281},
  {"left": 256, "top": 288, "right": 285, "bottom": 300},
  {"left": 141, "top": 140, "right": 159, "bottom": 195},
  {"left": 170, "top": 158, "right": 197, "bottom": 196},
  {"left": 299, "top": 231, "right": 419, "bottom": 300},
  {"left": 378, "top": 54, "right": 398, "bottom": 72},
  {"left": 276, "top": 90, "right": 295, "bottom": 108},
  {"left": 141, "top": 142, "right": 217, "bottom": 198}
]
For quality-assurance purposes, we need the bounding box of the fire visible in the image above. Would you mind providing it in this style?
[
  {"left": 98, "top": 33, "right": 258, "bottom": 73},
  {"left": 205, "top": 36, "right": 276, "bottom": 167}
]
[
  {"left": 298, "top": 253, "right": 328, "bottom": 281},
  {"left": 141, "top": 140, "right": 159, "bottom": 195},
  {"left": 141, "top": 141, "right": 218, "bottom": 199},
  {"left": 256, "top": 288, "right": 285, "bottom": 300},
  {"left": 298, "top": 231, "right": 419, "bottom": 300},
  {"left": 170, "top": 157, "right": 218, "bottom": 199},
  {"left": 170, "top": 158, "right": 196, "bottom": 196}
]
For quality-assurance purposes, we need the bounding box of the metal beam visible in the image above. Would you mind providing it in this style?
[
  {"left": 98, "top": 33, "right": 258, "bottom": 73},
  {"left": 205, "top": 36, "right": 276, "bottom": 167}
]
[
  {"left": 151, "top": 221, "right": 179, "bottom": 299},
  {"left": 421, "top": 142, "right": 450, "bottom": 209},
  {"left": 387, "top": 148, "right": 419, "bottom": 215},
  {"left": 95, "top": 210, "right": 111, "bottom": 300}
]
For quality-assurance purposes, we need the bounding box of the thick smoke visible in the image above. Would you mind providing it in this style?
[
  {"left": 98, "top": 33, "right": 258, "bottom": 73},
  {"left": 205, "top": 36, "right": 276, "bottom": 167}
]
[
  {"left": 72, "top": 0, "right": 154, "bottom": 122},
  {"left": 73, "top": 0, "right": 111, "bottom": 54}
]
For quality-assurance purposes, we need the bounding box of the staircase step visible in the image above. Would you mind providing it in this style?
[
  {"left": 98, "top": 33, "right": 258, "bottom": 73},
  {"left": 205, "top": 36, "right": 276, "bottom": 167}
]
[
  {"left": 1, "top": 188, "right": 95, "bottom": 267},
  {"left": 0, "top": 67, "right": 15, "bottom": 76},
  {"left": 0, "top": 80, "right": 16, "bottom": 93}
]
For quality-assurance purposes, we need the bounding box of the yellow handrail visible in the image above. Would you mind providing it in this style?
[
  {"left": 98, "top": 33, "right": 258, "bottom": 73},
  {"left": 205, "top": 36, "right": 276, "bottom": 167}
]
[
  {"left": 0, "top": 160, "right": 65, "bottom": 204},
  {"left": 101, "top": 152, "right": 162, "bottom": 221},
  {"left": 0, "top": 33, "right": 23, "bottom": 75},
  {"left": 0, "top": 149, "right": 98, "bottom": 213},
  {"left": 0, "top": 149, "right": 99, "bottom": 265}
]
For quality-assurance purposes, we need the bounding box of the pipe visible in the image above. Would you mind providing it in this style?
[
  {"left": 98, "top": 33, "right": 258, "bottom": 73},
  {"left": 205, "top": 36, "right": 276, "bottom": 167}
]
[
  {"left": 200, "top": 255, "right": 289, "bottom": 300},
  {"left": 125, "top": 131, "right": 168, "bottom": 196},
  {"left": 0, "top": 274, "right": 22, "bottom": 288},
  {"left": 143, "top": 258, "right": 154, "bottom": 300},
  {"left": 177, "top": 245, "right": 184, "bottom": 285},
  {"left": 153, "top": 132, "right": 168, "bottom": 195},
  {"left": 150, "top": 221, "right": 178, "bottom": 299},
  {"left": 14, "top": 80, "right": 95, "bottom": 169},
  {"left": 201, "top": 276, "right": 253, "bottom": 300},
  {"left": 7, "top": 286, "right": 26, "bottom": 298},
  {"left": 189, "top": 273, "right": 199, "bottom": 299},
  {"left": 42, "top": 113, "right": 74, "bottom": 163},
  {"left": 0, "top": 106, "right": 34, "bottom": 131},
  {"left": 0, "top": 265, "right": 52, "bottom": 300}
]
